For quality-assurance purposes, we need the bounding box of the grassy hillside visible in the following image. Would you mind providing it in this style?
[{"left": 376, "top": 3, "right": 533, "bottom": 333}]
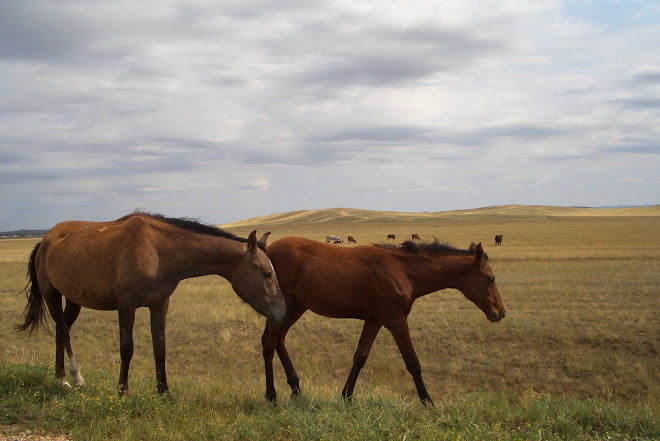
[{"left": 220, "top": 204, "right": 660, "bottom": 228}]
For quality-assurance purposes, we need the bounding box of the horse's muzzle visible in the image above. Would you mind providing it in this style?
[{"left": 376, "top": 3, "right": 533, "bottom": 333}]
[
  {"left": 488, "top": 310, "right": 506, "bottom": 323},
  {"left": 267, "top": 308, "right": 286, "bottom": 326}
]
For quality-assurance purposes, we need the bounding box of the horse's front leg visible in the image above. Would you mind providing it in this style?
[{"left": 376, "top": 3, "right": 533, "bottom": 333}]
[
  {"left": 386, "top": 318, "right": 433, "bottom": 406},
  {"left": 149, "top": 300, "right": 170, "bottom": 394},
  {"left": 117, "top": 306, "right": 136, "bottom": 395},
  {"left": 262, "top": 323, "right": 279, "bottom": 402},
  {"left": 275, "top": 301, "right": 307, "bottom": 397}
]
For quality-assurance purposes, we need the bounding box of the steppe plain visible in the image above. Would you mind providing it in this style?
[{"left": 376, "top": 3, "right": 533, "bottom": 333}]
[{"left": 1, "top": 205, "right": 658, "bottom": 440}]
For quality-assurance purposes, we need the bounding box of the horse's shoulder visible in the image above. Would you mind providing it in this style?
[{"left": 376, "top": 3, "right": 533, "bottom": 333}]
[{"left": 268, "top": 236, "right": 303, "bottom": 255}]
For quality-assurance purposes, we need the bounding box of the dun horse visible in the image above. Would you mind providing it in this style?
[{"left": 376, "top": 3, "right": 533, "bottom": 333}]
[
  {"left": 262, "top": 238, "right": 505, "bottom": 405},
  {"left": 17, "top": 212, "right": 286, "bottom": 395}
]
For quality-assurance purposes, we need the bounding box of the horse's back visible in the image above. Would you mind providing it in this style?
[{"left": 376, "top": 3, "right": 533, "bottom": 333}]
[
  {"left": 268, "top": 237, "right": 404, "bottom": 319},
  {"left": 37, "top": 214, "right": 160, "bottom": 309},
  {"left": 43, "top": 214, "right": 151, "bottom": 259}
]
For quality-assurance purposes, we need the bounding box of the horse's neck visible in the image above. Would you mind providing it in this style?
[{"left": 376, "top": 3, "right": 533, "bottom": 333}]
[
  {"left": 159, "top": 235, "right": 244, "bottom": 283},
  {"left": 403, "top": 254, "right": 471, "bottom": 298}
]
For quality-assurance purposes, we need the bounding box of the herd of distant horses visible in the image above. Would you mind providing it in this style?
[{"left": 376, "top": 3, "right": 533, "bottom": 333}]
[
  {"left": 17, "top": 211, "right": 505, "bottom": 405},
  {"left": 328, "top": 233, "right": 503, "bottom": 246}
]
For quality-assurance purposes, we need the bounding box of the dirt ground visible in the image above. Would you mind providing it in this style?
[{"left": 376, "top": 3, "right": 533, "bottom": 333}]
[{"left": 0, "top": 427, "right": 71, "bottom": 441}]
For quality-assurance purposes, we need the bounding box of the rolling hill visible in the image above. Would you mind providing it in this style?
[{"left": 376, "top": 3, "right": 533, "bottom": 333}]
[{"left": 219, "top": 204, "right": 660, "bottom": 228}]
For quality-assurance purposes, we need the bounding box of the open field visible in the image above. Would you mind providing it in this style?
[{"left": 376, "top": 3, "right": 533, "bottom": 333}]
[{"left": 1, "top": 205, "right": 659, "bottom": 440}]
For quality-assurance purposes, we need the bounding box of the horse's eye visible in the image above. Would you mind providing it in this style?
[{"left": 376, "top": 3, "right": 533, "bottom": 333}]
[
  {"left": 488, "top": 277, "right": 495, "bottom": 283},
  {"left": 264, "top": 271, "right": 272, "bottom": 278}
]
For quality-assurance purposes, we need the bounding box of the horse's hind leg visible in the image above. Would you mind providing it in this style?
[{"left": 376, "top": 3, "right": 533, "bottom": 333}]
[
  {"left": 41, "top": 288, "right": 69, "bottom": 388},
  {"left": 63, "top": 300, "right": 84, "bottom": 387},
  {"left": 341, "top": 320, "right": 381, "bottom": 400}
]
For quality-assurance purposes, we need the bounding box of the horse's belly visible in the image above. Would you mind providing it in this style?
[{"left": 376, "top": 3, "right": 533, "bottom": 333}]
[
  {"left": 57, "top": 285, "right": 119, "bottom": 310},
  {"left": 48, "top": 270, "right": 118, "bottom": 310},
  {"left": 310, "top": 307, "right": 372, "bottom": 320},
  {"left": 299, "top": 293, "right": 373, "bottom": 320}
]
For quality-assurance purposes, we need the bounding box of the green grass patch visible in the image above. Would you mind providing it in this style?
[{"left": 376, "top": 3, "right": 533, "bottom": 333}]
[{"left": 2, "top": 361, "right": 658, "bottom": 441}]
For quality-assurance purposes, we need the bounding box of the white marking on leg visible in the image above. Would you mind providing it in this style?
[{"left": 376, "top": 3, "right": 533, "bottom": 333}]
[{"left": 69, "top": 356, "right": 85, "bottom": 387}]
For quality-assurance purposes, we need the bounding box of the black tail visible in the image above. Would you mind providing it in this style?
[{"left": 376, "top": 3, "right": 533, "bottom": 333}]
[{"left": 16, "top": 241, "right": 47, "bottom": 333}]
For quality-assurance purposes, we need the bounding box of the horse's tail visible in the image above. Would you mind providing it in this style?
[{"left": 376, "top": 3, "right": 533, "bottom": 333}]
[{"left": 16, "top": 241, "right": 47, "bottom": 333}]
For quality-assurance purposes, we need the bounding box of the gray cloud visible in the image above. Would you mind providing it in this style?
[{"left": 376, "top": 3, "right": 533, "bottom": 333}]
[
  {"left": 628, "top": 70, "right": 660, "bottom": 87},
  {"left": 616, "top": 97, "right": 660, "bottom": 109},
  {"left": 310, "top": 123, "right": 577, "bottom": 148},
  {"left": 1, "top": 1, "right": 659, "bottom": 230}
]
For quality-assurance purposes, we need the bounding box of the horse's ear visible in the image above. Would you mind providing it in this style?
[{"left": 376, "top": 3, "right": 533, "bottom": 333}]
[
  {"left": 258, "top": 231, "right": 271, "bottom": 249},
  {"left": 247, "top": 230, "right": 258, "bottom": 253},
  {"left": 474, "top": 242, "right": 484, "bottom": 266}
]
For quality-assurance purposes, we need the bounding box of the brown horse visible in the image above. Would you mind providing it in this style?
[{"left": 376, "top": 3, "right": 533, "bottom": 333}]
[
  {"left": 17, "top": 212, "right": 286, "bottom": 395},
  {"left": 387, "top": 234, "right": 396, "bottom": 240},
  {"left": 495, "top": 234, "right": 503, "bottom": 246},
  {"left": 262, "top": 237, "right": 505, "bottom": 405},
  {"left": 347, "top": 236, "right": 357, "bottom": 244},
  {"left": 411, "top": 234, "right": 420, "bottom": 241}
]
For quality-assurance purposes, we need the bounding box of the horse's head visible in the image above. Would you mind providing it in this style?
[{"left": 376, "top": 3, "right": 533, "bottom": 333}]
[
  {"left": 230, "top": 231, "right": 286, "bottom": 325},
  {"left": 457, "top": 243, "right": 505, "bottom": 323}
]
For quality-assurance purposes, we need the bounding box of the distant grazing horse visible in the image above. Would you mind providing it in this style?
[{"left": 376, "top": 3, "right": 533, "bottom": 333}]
[
  {"left": 411, "top": 234, "right": 420, "bottom": 241},
  {"left": 17, "top": 212, "right": 286, "bottom": 395},
  {"left": 387, "top": 234, "right": 396, "bottom": 240},
  {"left": 262, "top": 238, "right": 505, "bottom": 405},
  {"left": 347, "top": 236, "right": 357, "bottom": 244},
  {"left": 326, "top": 235, "right": 343, "bottom": 244},
  {"left": 495, "top": 235, "right": 503, "bottom": 246}
]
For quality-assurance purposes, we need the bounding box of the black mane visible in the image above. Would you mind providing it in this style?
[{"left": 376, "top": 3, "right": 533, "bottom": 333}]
[
  {"left": 136, "top": 211, "right": 247, "bottom": 243},
  {"left": 375, "top": 239, "right": 487, "bottom": 259}
]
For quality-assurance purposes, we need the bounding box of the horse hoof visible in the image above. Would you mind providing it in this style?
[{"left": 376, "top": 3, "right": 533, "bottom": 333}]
[
  {"left": 62, "top": 381, "right": 72, "bottom": 389},
  {"left": 158, "top": 391, "right": 175, "bottom": 402}
]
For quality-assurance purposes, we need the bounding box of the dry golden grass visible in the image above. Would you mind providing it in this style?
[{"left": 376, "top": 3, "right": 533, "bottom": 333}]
[{"left": 1, "top": 206, "right": 659, "bottom": 408}]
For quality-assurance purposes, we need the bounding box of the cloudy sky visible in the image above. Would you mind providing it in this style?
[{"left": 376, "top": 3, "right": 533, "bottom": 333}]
[{"left": 1, "top": 1, "right": 659, "bottom": 231}]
